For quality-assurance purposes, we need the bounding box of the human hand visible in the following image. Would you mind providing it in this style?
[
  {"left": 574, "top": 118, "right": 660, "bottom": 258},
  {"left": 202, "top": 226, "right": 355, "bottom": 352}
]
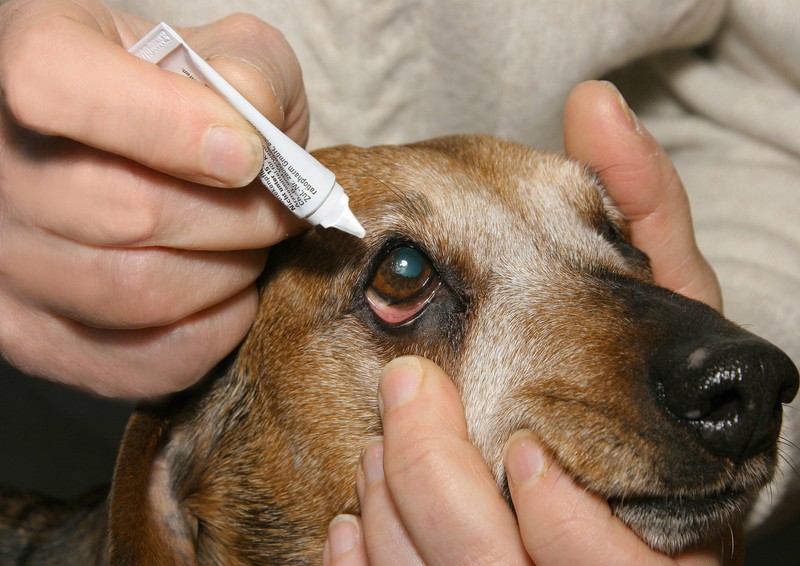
[
  {"left": 563, "top": 80, "right": 723, "bottom": 311},
  {"left": 322, "top": 82, "right": 732, "bottom": 564},
  {"left": 0, "top": 0, "right": 308, "bottom": 397}
]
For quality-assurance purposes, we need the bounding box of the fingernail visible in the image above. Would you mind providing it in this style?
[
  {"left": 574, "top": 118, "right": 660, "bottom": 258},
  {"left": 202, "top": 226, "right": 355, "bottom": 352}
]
[
  {"left": 504, "top": 430, "right": 548, "bottom": 486},
  {"left": 202, "top": 126, "right": 263, "bottom": 185},
  {"left": 361, "top": 437, "right": 385, "bottom": 486},
  {"left": 378, "top": 356, "right": 423, "bottom": 415},
  {"left": 326, "top": 515, "right": 361, "bottom": 560},
  {"left": 599, "top": 80, "right": 641, "bottom": 133}
]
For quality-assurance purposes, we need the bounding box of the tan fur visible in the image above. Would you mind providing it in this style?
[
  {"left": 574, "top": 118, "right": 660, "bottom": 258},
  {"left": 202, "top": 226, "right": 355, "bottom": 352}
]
[{"left": 1, "top": 135, "right": 796, "bottom": 564}]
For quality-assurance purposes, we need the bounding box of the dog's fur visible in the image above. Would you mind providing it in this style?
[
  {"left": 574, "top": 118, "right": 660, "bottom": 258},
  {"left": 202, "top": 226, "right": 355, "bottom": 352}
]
[{"left": 1, "top": 135, "right": 797, "bottom": 564}]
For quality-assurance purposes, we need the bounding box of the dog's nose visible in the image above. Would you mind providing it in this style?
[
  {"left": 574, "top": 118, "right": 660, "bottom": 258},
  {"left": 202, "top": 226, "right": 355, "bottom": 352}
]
[{"left": 656, "top": 337, "right": 799, "bottom": 461}]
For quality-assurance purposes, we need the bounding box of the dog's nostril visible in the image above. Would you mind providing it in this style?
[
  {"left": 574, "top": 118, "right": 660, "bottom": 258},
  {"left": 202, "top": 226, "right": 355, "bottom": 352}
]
[
  {"left": 682, "top": 388, "right": 740, "bottom": 422},
  {"left": 656, "top": 338, "right": 799, "bottom": 462}
]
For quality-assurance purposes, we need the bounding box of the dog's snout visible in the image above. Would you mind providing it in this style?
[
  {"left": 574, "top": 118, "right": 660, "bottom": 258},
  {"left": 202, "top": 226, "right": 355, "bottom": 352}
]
[{"left": 657, "top": 338, "right": 799, "bottom": 461}]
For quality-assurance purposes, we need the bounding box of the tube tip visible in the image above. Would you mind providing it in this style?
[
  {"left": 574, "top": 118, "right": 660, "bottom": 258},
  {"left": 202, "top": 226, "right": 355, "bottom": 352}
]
[
  {"left": 313, "top": 181, "right": 366, "bottom": 238},
  {"left": 332, "top": 207, "right": 366, "bottom": 238},
  {"left": 305, "top": 181, "right": 366, "bottom": 238}
]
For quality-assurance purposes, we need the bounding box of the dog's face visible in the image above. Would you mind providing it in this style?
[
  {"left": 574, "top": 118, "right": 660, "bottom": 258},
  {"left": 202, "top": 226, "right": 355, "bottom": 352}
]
[{"left": 110, "top": 136, "right": 797, "bottom": 563}]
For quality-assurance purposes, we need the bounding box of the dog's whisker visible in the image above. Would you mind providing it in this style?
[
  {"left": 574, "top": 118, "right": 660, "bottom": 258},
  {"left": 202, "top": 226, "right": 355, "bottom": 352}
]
[
  {"left": 778, "top": 434, "right": 799, "bottom": 452},
  {"left": 727, "top": 522, "right": 736, "bottom": 562},
  {"left": 766, "top": 481, "right": 778, "bottom": 506},
  {"left": 776, "top": 447, "right": 800, "bottom": 479}
]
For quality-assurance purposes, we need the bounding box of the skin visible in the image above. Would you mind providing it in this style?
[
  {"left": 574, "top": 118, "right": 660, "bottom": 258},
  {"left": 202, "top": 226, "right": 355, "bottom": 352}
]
[
  {"left": 322, "top": 82, "right": 736, "bottom": 566},
  {"left": 0, "top": 0, "right": 307, "bottom": 397},
  {"left": 0, "top": 2, "right": 732, "bottom": 562}
]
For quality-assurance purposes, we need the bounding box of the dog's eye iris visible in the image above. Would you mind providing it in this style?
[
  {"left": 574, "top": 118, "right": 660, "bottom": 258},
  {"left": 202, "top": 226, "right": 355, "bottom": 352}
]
[
  {"left": 372, "top": 247, "right": 430, "bottom": 302},
  {"left": 366, "top": 246, "right": 440, "bottom": 325}
]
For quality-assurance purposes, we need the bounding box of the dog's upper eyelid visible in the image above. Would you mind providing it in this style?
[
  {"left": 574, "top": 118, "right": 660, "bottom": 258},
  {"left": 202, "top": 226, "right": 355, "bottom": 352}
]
[{"left": 597, "top": 217, "right": 626, "bottom": 243}]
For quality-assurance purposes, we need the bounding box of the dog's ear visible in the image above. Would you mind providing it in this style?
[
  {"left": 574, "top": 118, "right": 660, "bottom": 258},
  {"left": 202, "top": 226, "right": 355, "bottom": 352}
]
[{"left": 106, "top": 404, "right": 199, "bottom": 563}]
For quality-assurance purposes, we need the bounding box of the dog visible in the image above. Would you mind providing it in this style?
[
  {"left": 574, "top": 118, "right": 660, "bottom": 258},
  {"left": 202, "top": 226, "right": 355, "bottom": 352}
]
[{"left": 1, "top": 135, "right": 797, "bottom": 564}]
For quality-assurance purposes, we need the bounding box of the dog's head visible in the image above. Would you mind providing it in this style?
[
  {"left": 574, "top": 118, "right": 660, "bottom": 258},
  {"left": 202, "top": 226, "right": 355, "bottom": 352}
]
[{"left": 108, "top": 135, "right": 798, "bottom": 563}]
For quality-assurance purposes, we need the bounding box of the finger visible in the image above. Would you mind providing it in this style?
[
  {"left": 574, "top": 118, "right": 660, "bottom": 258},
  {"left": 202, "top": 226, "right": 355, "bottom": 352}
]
[
  {"left": 0, "top": 7, "right": 263, "bottom": 187},
  {"left": 322, "top": 515, "right": 370, "bottom": 566},
  {"left": 179, "top": 13, "right": 310, "bottom": 146},
  {"left": 504, "top": 431, "right": 725, "bottom": 566},
  {"left": 563, "top": 80, "right": 722, "bottom": 310},
  {"left": 1, "top": 220, "right": 267, "bottom": 329},
  {"left": 3, "top": 135, "right": 306, "bottom": 249},
  {"left": 379, "top": 356, "right": 531, "bottom": 565},
  {"left": 0, "top": 285, "right": 259, "bottom": 397},
  {"left": 356, "top": 438, "right": 424, "bottom": 564},
  {"left": 112, "top": 11, "right": 309, "bottom": 146}
]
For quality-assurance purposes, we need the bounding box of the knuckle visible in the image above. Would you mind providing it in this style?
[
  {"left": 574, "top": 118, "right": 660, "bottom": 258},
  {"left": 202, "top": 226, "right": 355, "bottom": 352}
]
[
  {"left": 205, "top": 13, "right": 303, "bottom": 128},
  {"left": 99, "top": 213, "right": 161, "bottom": 248},
  {"left": 105, "top": 191, "right": 164, "bottom": 247},
  {"left": 0, "top": 16, "right": 69, "bottom": 131},
  {"left": 1, "top": 43, "right": 36, "bottom": 129},
  {"left": 0, "top": 291, "right": 24, "bottom": 355},
  {"left": 383, "top": 427, "right": 453, "bottom": 486},
  {"left": 218, "top": 12, "right": 301, "bottom": 85},
  {"left": 112, "top": 210, "right": 162, "bottom": 247},
  {"left": 219, "top": 12, "right": 290, "bottom": 49},
  {"left": 77, "top": 160, "right": 165, "bottom": 246}
]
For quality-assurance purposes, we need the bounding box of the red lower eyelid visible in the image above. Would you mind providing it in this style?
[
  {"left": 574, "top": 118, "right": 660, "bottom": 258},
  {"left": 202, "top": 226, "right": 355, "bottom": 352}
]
[{"left": 366, "top": 282, "right": 440, "bottom": 325}]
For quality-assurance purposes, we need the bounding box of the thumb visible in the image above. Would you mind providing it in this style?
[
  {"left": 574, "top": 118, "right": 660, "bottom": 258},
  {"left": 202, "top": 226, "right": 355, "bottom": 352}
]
[
  {"left": 503, "top": 431, "right": 733, "bottom": 565},
  {"left": 116, "top": 12, "right": 309, "bottom": 146},
  {"left": 180, "top": 14, "right": 309, "bottom": 145},
  {"left": 563, "top": 80, "right": 722, "bottom": 310}
]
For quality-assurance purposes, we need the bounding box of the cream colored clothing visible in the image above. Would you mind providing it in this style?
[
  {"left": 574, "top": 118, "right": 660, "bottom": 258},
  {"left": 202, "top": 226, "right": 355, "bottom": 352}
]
[{"left": 111, "top": 0, "right": 800, "bottom": 537}]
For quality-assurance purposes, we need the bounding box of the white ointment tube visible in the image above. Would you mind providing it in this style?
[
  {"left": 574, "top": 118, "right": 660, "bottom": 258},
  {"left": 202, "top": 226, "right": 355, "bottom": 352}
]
[{"left": 129, "top": 23, "right": 365, "bottom": 238}]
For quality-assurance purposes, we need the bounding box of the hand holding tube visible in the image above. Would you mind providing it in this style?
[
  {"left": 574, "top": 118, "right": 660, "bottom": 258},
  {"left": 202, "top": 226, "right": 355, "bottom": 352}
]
[{"left": 0, "top": 0, "right": 308, "bottom": 397}]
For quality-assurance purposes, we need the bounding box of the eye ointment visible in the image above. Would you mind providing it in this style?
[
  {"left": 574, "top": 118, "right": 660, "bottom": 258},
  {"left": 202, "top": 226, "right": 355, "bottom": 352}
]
[{"left": 129, "top": 23, "right": 365, "bottom": 238}]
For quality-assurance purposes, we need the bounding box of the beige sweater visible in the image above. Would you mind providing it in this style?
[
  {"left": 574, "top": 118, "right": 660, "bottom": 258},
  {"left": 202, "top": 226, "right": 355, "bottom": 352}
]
[{"left": 112, "top": 0, "right": 800, "bottom": 536}]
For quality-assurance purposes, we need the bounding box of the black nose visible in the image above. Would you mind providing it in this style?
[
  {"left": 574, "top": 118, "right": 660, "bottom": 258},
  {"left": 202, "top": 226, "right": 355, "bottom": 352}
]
[{"left": 656, "top": 337, "right": 799, "bottom": 461}]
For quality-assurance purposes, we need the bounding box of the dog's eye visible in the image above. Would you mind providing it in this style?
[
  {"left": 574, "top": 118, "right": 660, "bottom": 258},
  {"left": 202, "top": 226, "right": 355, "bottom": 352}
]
[{"left": 366, "top": 245, "right": 440, "bottom": 325}]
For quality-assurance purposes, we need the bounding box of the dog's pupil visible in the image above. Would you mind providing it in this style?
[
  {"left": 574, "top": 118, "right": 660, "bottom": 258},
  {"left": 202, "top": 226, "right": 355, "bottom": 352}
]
[{"left": 391, "top": 247, "right": 424, "bottom": 279}]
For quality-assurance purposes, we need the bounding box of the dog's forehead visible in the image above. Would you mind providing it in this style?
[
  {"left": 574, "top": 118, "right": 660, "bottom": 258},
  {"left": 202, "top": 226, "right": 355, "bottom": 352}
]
[{"left": 319, "top": 136, "right": 614, "bottom": 264}]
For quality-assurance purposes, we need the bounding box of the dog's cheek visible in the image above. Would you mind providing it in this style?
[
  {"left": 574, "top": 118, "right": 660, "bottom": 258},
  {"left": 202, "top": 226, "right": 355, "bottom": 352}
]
[
  {"left": 280, "top": 321, "right": 386, "bottom": 472},
  {"left": 449, "top": 278, "right": 660, "bottom": 495},
  {"left": 446, "top": 298, "right": 541, "bottom": 480},
  {"left": 176, "top": 323, "right": 386, "bottom": 561}
]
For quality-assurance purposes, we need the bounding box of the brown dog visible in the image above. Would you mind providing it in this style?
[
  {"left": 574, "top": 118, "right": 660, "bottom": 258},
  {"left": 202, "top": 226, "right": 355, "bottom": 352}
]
[{"left": 1, "top": 135, "right": 797, "bottom": 564}]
